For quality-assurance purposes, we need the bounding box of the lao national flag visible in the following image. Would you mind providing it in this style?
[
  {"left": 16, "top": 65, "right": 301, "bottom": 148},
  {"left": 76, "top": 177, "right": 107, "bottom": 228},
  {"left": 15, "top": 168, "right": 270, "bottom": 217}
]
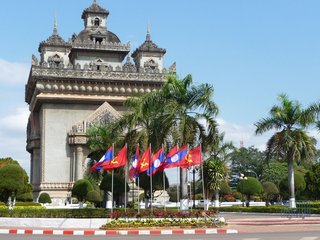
[
  {"left": 147, "top": 147, "right": 165, "bottom": 176},
  {"left": 179, "top": 145, "right": 202, "bottom": 169},
  {"left": 102, "top": 145, "right": 127, "bottom": 170},
  {"left": 129, "top": 147, "right": 139, "bottom": 179},
  {"left": 164, "top": 145, "right": 188, "bottom": 169},
  {"left": 90, "top": 146, "right": 113, "bottom": 171},
  {"left": 137, "top": 146, "right": 152, "bottom": 174}
]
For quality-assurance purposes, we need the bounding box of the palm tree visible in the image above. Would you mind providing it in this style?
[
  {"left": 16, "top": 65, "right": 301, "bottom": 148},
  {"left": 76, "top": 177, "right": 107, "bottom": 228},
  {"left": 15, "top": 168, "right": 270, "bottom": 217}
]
[
  {"left": 115, "top": 73, "right": 219, "bottom": 209},
  {"left": 151, "top": 74, "right": 219, "bottom": 209},
  {"left": 202, "top": 132, "right": 233, "bottom": 208},
  {"left": 255, "top": 94, "right": 317, "bottom": 208}
]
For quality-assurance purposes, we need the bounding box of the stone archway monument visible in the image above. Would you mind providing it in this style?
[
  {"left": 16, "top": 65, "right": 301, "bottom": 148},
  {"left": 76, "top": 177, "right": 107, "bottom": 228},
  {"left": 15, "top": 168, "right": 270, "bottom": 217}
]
[{"left": 25, "top": 0, "right": 170, "bottom": 204}]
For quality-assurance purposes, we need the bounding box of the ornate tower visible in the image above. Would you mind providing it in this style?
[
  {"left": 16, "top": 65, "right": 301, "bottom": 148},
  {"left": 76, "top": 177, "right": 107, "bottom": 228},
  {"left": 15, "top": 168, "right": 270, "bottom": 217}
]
[{"left": 25, "top": 1, "right": 167, "bottom": 204}]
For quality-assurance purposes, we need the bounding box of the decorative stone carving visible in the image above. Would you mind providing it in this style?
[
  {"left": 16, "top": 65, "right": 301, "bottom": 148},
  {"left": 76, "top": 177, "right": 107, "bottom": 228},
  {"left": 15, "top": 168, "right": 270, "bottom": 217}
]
[
  {"left": 68, "top": 102, "right": 121, "bottom": 146},
  {"left": 32, "top": 55, "right": 39, "bottom": 66},
  {"left": 107, "top": 86, "right": 112, "bottom": 92}
]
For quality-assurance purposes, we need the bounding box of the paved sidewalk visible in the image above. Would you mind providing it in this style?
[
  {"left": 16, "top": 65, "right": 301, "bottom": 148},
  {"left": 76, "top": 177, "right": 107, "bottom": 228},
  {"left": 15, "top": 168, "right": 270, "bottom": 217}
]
[
  {"left": 223, "top": 212, "right": 320, "bottom": 233},
  {"left": 1, "top": 212, "right": 319, "bottom": 235}
]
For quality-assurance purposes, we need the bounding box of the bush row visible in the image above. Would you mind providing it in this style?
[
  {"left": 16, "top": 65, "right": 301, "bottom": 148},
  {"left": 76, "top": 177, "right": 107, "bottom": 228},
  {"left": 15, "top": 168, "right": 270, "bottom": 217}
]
[
  {"left": 1, "top": 205, "right": 319, "bottom": 218},
  {"left": 0, "top": 208, "right": 218, "bottom": 218}
]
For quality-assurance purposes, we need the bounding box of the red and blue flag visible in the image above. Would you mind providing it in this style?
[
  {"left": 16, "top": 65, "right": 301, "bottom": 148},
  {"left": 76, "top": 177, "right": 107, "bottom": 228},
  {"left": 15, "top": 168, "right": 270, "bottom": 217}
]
[
  {"left": 102, "top": 145, "right": 127, "bottom": 170},
  {"left": 147, "top": 147, "right": 165, "bottom": 176},
  {"left": 129, "top": 147, "right": 140, "bottom": 179},
  {"left": 90, "top": 146, "right": 113, "bottom": 172},
  {"left": 164, "top": 145, "right": 188, "bottom": 169}
]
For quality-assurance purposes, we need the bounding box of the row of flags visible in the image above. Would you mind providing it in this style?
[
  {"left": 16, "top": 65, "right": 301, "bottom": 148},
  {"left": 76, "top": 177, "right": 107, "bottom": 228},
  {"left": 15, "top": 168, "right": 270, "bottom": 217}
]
[{"left": 90, "top": 145, "right": 202, "bottom": 179}]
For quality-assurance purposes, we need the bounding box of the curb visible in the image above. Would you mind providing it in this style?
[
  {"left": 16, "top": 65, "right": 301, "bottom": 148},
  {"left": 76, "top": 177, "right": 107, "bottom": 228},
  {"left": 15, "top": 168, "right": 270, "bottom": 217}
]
[
  {"left": 0, "top": 228, "right": 239, "bottom": 236},
  {"left": 227, "top": 218, "right": 320, "bottom": 225}
]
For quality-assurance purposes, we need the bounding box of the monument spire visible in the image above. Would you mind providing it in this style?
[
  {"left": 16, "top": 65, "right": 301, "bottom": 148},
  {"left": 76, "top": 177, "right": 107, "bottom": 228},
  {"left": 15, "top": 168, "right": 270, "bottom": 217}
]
[
  {"left": 53, "top": 16, "right": 58, "bottom": 35},
  {"left": 146, "top": 22, "right": 151, "bottom": 41}
]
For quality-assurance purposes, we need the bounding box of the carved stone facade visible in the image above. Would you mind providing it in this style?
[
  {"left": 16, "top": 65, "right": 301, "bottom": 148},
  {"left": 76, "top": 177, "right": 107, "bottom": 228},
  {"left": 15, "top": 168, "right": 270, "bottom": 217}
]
[{"left": 25, "top": 0, "right": 168, "bottom": 204}]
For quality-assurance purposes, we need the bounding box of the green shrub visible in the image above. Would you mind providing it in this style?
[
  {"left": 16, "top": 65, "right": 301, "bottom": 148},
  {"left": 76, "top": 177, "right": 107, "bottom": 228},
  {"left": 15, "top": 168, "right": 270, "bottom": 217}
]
[
  {"left": 72, "top": 179, "right": 94, "bottom": 202},
  {"left": 15, "top": 202, "right": 41, "bottom": 207},
  {"left": 86, "top": 190, "right": 102, "bottom": 203},
  {"left": 38, "top": 193, "right": 52, "bottom": 204},
  {"left": 17, "top": 192, "right": 34, "bottom": 202}
]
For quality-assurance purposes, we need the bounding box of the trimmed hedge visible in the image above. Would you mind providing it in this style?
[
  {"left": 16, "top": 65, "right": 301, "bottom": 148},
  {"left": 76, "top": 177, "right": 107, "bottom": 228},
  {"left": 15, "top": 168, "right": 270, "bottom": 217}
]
[
  {"left": 0, "top": 205, "right": 319, "bottom": 218},
  {"left": 0, "top": 209, "right": 218, "bottom": 218},
  {"left": 15, "top": 202, "right": 41, "bottom": 207},
  {"left": 213, "top": 206, "right": 287, "bottom": 213}
]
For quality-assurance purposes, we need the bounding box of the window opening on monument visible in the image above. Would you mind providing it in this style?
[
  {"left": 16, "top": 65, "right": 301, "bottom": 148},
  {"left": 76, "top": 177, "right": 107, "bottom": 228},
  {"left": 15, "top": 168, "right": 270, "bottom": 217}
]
[
  {"left": 96, "top": 37, "right": 103, "bottom": 44},
  {"left": 144, "top": 59, "right": 157, "bottom": 70},
  {"left": 94, "top": 18, "right": 100, "bottom": 27}
]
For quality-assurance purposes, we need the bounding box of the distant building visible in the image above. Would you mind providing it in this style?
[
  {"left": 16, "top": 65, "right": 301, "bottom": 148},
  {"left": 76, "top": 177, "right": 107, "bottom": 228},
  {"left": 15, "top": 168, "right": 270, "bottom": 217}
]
[{"left": 25, "top": 0, "right": 169, "bottom": 204}]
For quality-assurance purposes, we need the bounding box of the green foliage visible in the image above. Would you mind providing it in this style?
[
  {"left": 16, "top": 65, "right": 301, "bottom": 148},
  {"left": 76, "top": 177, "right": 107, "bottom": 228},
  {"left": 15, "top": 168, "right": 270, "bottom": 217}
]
[
  {"left": 260, "top": 162, "right": 287, "bottom": 187},
  {"left": 100, "top": 172, "right": 129, "bottom": 206},
  {"left": 0, "top": 159, "right": 33, "bottom": 203},
  {"left": 305, "top": 163, "right": 320, "bottom": 199},
  {"left": 237, "top": 177, "right": 263, "bottom": 201},
  {"left": 166, "top": 185, "right": 178, "bottom": 202},
  {"left": 255, "top": 94, "right": 317, "bottom": 204},
  {"left": 138, "top": 171, "right": 169, "bottom": 200},
  {"left": 87, "top": 124, "right": 121, "bottom": 152},
  {"left": 72, "top": 179, "right": 94, "bottom": 202},
  {"left": 232, "top": 191, "right": 242, "bottom": 200},
  {"left": 14, "top": 202, "right": 41, "bottom": 207},
  {"left": 202, "top": 158, "right": 227, "bottom": 198},
  {"left": 279, "top": 173, "right": 306, "bottom": 199},
  {"left": 100, "top": 172, "right": 129, "bottom": 195},
  {"left": 16, "top": 192, "right": 34, "bottom": 202},
  {"left": 219, "top": 181, "right": 231, "bottom": 196},
  {"left": 262, "top": 182, "right": 279, "bottom": 206},
  {"left": 229, "top": 146, "right": 265, "bottom": 184},
  {"left": 0, "top": 164, "right": 26, "bottom": 202},
  {"left": 86, "top": 190, "right": 102, "bottom": 203},
  {"left": 0, "top": 158, "right": 19, "bottom": 169},
  {"left": 38, "top": 193, "right": 52, "bottom": 204}
]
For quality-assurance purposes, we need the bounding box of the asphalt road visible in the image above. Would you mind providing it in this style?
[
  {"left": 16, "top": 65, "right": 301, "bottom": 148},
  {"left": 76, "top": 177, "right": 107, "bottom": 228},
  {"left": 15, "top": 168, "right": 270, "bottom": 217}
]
[{"left": 1, "top": 231, "right": 320, "bottom": 240}]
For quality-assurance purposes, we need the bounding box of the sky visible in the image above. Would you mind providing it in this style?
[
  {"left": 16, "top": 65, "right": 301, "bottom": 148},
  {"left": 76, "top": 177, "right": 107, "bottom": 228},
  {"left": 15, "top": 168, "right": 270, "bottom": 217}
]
[{"left": 1, "top": 0, "right": 320, "bottom": 182}]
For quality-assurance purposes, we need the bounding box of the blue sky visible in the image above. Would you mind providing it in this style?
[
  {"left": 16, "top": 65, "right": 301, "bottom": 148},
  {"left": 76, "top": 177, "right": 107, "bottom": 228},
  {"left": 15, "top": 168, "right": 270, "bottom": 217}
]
[{"left": 1, "top": 0, "right": 320, "bottom": 181}]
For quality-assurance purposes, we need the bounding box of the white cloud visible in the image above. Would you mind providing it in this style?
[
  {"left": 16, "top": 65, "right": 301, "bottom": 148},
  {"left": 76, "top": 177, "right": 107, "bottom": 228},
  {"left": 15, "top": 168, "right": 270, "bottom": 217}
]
[
  {"left": 216, "top": 117, "right": 272, "bottom": 150},
  {"left": 0, "top": 107, "right": 30, "bottom": 174},
  {"left": 0, "top": 107, "right": 29, "bottom": 131},
  {"left": 0, "top": 59, "right": 29, "bottom": 84}
]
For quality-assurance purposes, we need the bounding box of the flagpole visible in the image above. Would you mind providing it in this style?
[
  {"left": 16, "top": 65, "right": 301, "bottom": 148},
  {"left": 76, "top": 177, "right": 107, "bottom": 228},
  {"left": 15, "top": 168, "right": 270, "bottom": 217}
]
[
  {"left": 111, "top": 169, "right": 114, "bottom": 213},
  {"left": 138, "top": 176, "right": 140, "bottom": 214},
  {"left": 149, "top": 144, "right": 153, "bottom": 214},
  {"left": 162, "top": 144, "right": 166, "bottom": 211},
  {"left": 189, "top": 167, "right": 192, "bottom": 211},
  {"left": 176, "top": 167, "right": 179, "bottom": 208},
  {"left": 137, "top": 143, "right": 140, "bottom": 214},
  {"left": 200, "top": 144, "right": 206, "bottom": 211},
  {"left": 124, "top": 143, "right": 127, "bottom": 213},
  {"left": 111, "top": 143, "right": 114, "bottom": 214},
  {"left": 163, "top": 170, "right": 166, "bottom": 211}
]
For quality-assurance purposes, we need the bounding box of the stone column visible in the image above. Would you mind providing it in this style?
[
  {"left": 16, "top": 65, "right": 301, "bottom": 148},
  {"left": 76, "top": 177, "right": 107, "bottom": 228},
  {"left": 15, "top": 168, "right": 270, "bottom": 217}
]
[
  {"left": 75, "top": 145, "right": 83, "bottom": 180},
  {"left": 33, "top": 148, "right": 41, "bottom": 183}
]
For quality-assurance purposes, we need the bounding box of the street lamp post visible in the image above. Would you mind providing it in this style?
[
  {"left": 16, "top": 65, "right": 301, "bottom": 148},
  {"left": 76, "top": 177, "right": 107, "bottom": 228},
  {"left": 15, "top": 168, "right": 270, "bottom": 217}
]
[
  {"left": 239, "top": 173, "right": 247, "bottom": 207},
  {"left": 247, "top": 170, "right": 258, "bottom": 178}
]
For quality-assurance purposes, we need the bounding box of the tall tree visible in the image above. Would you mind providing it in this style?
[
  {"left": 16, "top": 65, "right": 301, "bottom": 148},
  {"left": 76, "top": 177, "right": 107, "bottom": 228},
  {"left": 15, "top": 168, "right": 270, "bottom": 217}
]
[
  {"left": 115, "top": 74, "right": 219, "bottom": 209},
  {"left": 229, "top": 146, "right": 265, "bottom": 183},
  {"left": 255, "top": 94, "right": 317, "bottom": 208},
  {"left": 202, "top": 132, "right": 233, "bottom": 207}
]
